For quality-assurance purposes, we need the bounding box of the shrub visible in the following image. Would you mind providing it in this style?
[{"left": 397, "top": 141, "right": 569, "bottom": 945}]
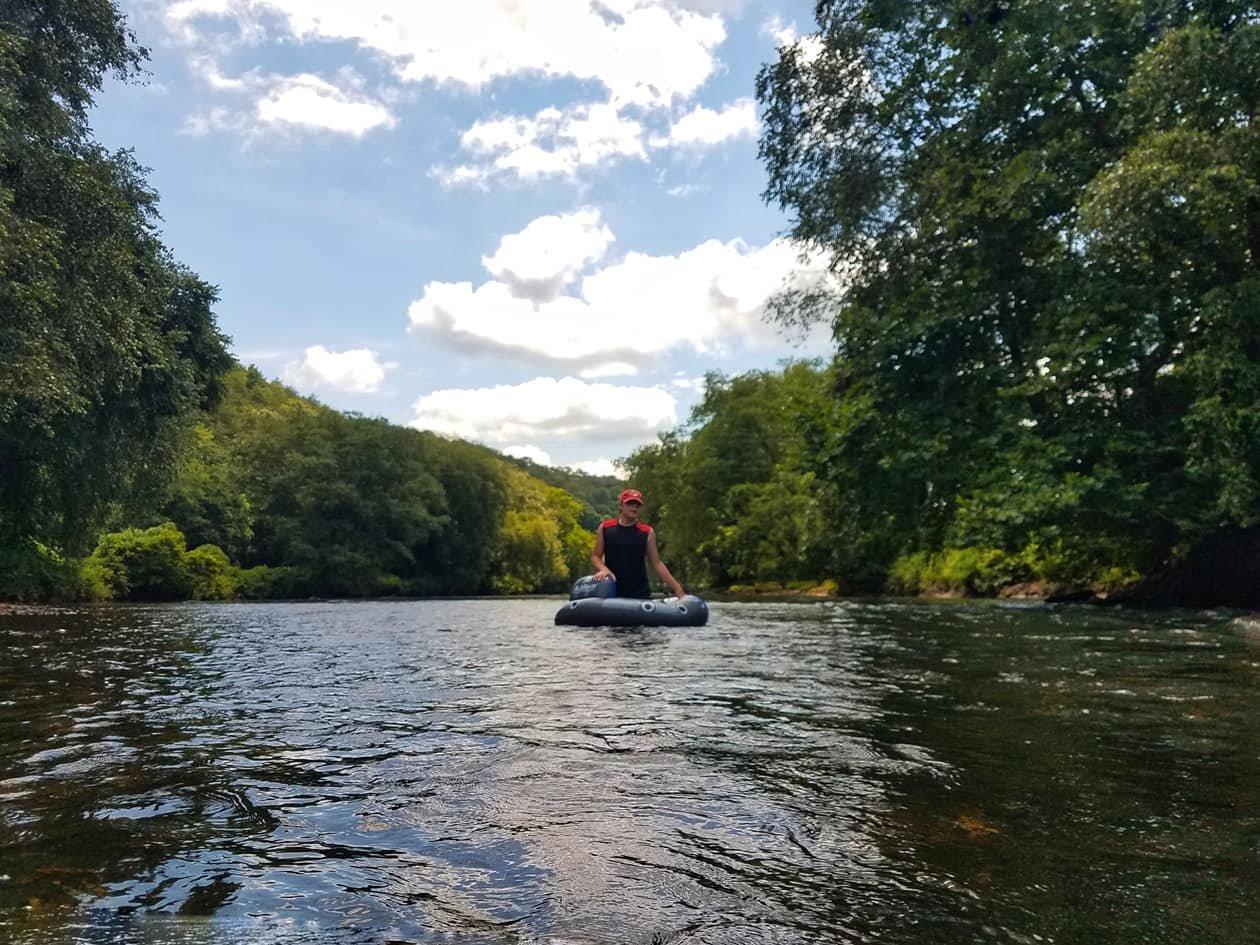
[
  {"left": 233, "top": 564, "right": 299, "bottom": 599},
  {"left": 79, "top": 554, "right": 118, "bottom": 601},
  {"left": 185, "top": 544, "right": 236, "bottom": 600},
  {"left": 0, "top": 539, "right": 87, "bottom": 602},
  {"left": 87, "top": 523, "right": 193, "bottom": 601},
  {"left": 888, "top": 547, "right": 1023, "bottom": 596},
  {"left": 887, "top": 551, "right": 930, "bottom": 594}
]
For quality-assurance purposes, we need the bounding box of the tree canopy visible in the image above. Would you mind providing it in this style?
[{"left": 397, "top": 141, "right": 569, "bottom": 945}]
[
  {"left": 0, "top": 0, "right": 230, "bottom": 571},
  {"left": 138, "top": 368, "right": 598, "bottom": 599},
  {"left": 753, "top": 0, "right": 1260, "bottom": 594}
]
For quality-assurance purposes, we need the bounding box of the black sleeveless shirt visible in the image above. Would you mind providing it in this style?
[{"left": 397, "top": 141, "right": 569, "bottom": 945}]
[{"left": 601, "top": 519, "right": 652, "bottom": 598}]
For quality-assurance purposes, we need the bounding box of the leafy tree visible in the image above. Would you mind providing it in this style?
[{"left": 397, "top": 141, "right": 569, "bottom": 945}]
[
  {"left": 492, "top": 466, "right": 593, "bottom": 593},
  {"left": 503, "top": 455, "right": 623, "bottom": 530},
  {"left": 704, "top": 469, "right": 830, "bottom": 584},
  {"left": 183, "top": 543, "right": 236, "bottom": 600},
  {"left": 83, "top": 522, "right": 238, "bottom": 600},
  {"left": 626, "top": 362, "right": 836, "bottom": 587},
  {"left": 0, "top": 1, "right": 230, "bottom": 572},
  {"left": 163, "top": 424, "right": 254, "bottom": 559},
  {"left": 85, "top": 522, "right": 193, "bottom": 601},
  {"left": 227, "top": 383, "right": 449, "bottom": 597},
  {"left": 757, "top": 1, "right": 1260, "bottom": 588},
  {"left": 413, "top": 436, "right": 508, "bottom": 594},
  {"left": 150, "top": 367, "right": 598, "bottom": 598}
]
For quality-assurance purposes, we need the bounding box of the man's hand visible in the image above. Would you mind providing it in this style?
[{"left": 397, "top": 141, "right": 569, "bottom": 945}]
[{"left": 594, "top": 567, "right": 616, "bottom": 582}]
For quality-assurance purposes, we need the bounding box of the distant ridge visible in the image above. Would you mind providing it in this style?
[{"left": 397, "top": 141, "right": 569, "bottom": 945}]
[{"left": 499, "top": 455, "right": 623, "bottom": 532}]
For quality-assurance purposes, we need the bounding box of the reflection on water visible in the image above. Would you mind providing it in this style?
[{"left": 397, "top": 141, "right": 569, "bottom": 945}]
[{"left": 1, "top": 600, "right": 1257, "bottom": 944}]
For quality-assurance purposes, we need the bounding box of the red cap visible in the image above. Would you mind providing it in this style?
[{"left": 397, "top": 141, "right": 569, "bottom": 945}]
[{"left": 619, "top": 489, "right": 644, "bottom": 504}]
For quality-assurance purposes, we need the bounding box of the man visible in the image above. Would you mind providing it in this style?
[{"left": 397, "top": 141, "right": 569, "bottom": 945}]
[{"left": 591, "top": 488, "right": 685, "bottom": 599}]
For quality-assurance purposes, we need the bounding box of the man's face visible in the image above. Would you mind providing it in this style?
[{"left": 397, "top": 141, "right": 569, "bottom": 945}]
[{"left": 621, "top": 499, "right": 642, "bottom": 520}]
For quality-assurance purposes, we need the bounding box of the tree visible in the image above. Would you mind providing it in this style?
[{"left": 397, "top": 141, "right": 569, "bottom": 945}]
[
  {"left": 85, "top": 522, "right": 194, "bottom": 601},
  {"left": 151, "top": 366, "right": 599, "bottom": 598},
  {"left": 626, "top": 363, "right": 837, "bottom": 587},
  {"left": 757, "top": 1, "right": 1260, "bottom": 588},
  {"left": 492, "top": 466, "right": 593, "bottom": 594},
  {"left": 0, "top": 1, "right": 230, "bottom": 571}
]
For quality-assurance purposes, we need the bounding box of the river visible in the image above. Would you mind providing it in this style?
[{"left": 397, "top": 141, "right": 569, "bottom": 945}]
[{"left": 1, "top": 599, "right": 1257, "bottom": 944}]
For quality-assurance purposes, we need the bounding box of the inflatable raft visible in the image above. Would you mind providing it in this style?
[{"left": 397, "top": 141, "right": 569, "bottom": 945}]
[{"left": 555, "top": 575, "right": 709, "bottom": 628}]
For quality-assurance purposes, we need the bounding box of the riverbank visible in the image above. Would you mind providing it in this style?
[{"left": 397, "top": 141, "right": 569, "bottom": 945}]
[
  {"left": 715, "top": 579, "right": 1080, "bottom": 603},
  {"left": 6, "top": 580, "right": 1259, "bottom": 616},
  {"left": 710, "top": 578, "right": 1260, "bottom": 613}
]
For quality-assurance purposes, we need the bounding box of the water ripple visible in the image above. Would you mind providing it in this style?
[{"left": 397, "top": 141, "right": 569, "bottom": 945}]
[{"left": 1, "top": 600, "right": 1257, "bottom": 944}]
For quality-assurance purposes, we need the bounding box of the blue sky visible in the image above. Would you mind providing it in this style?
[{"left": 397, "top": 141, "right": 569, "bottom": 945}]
[{"left": 94, "top": 0, "right": 829, "bottom": 475}]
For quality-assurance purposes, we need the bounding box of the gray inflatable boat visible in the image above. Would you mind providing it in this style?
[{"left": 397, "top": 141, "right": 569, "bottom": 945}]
[{"left": 555, "top": 575, "right": 709, "bottom": 628}]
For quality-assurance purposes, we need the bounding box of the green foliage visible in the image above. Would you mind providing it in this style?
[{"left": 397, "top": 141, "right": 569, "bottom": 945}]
[
  {"left": 232, "top": 564, "right": 297, "bottom": 600},
  {"left": 492, "top": 467, "right": 594, "bottom": 594},
  {"left": 0, "top": 1, "right": 230, "bottom": 571},
  {"left": 704, "top": 469, "right": 828, "bottom": 584},
  {"left": 755, "top": 1, "right": 1260, "bottom": 593},
  {"left": 184, "top": 544, "right": 235, "bottom": 600},
  {"left": 85, "top": 521, "right": 183, "bottom": 602},
  {"left": 163, "top": 425, "right": 253, "bottom": 558},
  {"left": 82, "top": 522, "right": 240, "bottom": 601},
  {"left": 0, "top": 538, "right": 89, "bottom": 602},
  {"left": 503, "top": 455, "right": 622, "bottom": 531},
  {"left": 127, "top": 367, "right": 593, "bottom": 599},
  {"left": 626, "top": 362, "right": 838, "bottom": 588},
  {"left": 889, "top": 549, "right": 1013, "bottom": 597},
  {"left": 86, "top": 522, "right": 193, "bottom": 601},
  {"left": 890, "top": 543, "right": 1142, "bottom": 597},
  {"left": 412, "top": 437, "right": 507, "bottom": 595}
]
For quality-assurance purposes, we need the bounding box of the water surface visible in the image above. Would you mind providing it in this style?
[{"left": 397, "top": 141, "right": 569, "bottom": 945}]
[{"left": 1, "top": 599, "right": 1257, "bottom": 944}]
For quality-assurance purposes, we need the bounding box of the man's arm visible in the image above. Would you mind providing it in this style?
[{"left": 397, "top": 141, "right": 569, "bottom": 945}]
[
  {"left": 591, "top": 526, "right": 615, "bottom": 581},
  {"left": 646, "top": 529, "right": 684, "bottom": 598}
]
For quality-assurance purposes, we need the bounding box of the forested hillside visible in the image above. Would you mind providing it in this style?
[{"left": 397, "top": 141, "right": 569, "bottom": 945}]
[
  {"left": 78, "top": 367, "right": 600, "bottom": 600},
  {"left": 501, "top": 457, "right": 622, "bottom": 531},
  {"left": 7, "top": 365, "right": 606, "bottom": 601}
]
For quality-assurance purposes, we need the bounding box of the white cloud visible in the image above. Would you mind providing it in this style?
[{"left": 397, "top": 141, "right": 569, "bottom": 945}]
[
  {"left": 190, "top": 56, "right": 250, "bottom": 91},
  {"left": 674, "top": 0, "right": 750, "bottom": 12},
  {"left": 256, "top": 74, "right": 394, "bottom": 135},
  {"left": 284, "top": 345, "right": 389, "bottom": 393},
  {"left": 408, "top": 213, "right": 835, "bottom": 368},
  {"left": 409, "top": 376, "right": 677, "bottom": 444},
  {"left": 669, "top": 375, "right": 707, "bottom": 391},
  {"left": 568, "top": 458, "right": 624, "bottom": 477},
  {"left": 760, "top": 14, "right": 798, "bottom": 47},
  {"left": 444, "top": 95, "right": 760, "bottom": 184},
  {"left": 655, "top": 98, "right": 757, "bottom": 148},
  {"left": 165, "top": 0, "right": 725, "bottom": 108},
  {"left": 502, "top": 444, "right": 553, "bottom": 466},
  {"left": 236, "top": 348, "right": 287, "bottom": 363},
  {"left": 183, "top": 67, "right": 393, "bottom": 137},
  {"left": 580, "top": 362, "right": 639, "bottom": 379},
  {"left": 183, "top": 105, "right": 243, "bottom": 136},
  {"left": 443, "top": 102, "right": 647, "bottom": 185},
  {"left": 482, "top": 208, "right": 614, "bottom": 302}
]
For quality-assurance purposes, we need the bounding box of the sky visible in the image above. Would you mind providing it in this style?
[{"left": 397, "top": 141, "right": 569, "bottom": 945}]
[{"left": 93, "top": 0, "right": 830, "bottom": 477}]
